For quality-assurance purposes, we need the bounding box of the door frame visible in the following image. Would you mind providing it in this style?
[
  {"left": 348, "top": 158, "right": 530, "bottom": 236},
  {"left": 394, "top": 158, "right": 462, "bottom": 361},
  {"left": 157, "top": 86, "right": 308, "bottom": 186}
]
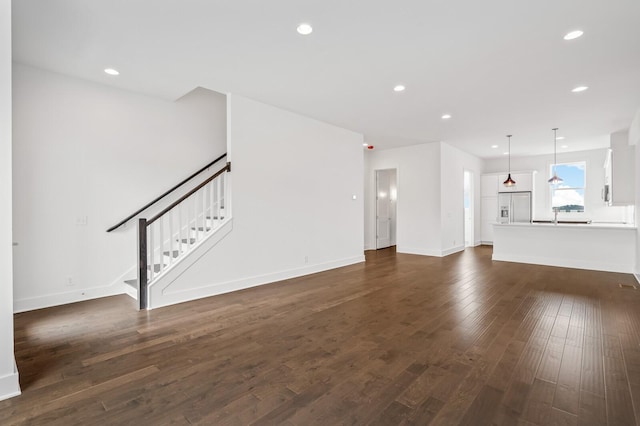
[
  {"left": 463, "top": 169, "right": 475, "bottom": 247},
  {"left": 375, "top": 168, "right": 397, "bottom": 250}
]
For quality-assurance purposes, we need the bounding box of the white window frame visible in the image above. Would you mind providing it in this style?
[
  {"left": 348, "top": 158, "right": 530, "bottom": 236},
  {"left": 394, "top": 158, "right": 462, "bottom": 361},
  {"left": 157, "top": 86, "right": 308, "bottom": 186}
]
[{"left": 550, "top": 161, "right": 587, "bottom": 213}]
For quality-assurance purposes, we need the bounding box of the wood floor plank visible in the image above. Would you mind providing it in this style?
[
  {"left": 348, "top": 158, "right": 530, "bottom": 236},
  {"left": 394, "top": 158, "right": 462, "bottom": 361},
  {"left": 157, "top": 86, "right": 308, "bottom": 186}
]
[
  {"left": 578, "top": 390, "right": 607, "bottom": 426},
  {"left": 604, "top": 353, "right": 637, "bottom": 425},
  {"left": 553, "top": 343, "right": 583, "bottom": 415},
  {"left": 3, "top": 247, "right": 640, "bottom": 425}
]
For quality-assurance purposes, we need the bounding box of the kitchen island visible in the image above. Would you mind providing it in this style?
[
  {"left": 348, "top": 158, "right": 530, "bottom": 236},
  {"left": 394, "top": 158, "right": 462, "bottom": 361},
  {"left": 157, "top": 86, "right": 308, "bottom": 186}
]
[{"left": 492, "top": 222, "right": 637, "bottom": 273}]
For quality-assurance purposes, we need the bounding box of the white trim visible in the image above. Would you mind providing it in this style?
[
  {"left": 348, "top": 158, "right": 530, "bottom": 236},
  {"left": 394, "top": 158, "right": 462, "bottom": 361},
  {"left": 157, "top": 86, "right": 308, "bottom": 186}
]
[
  {"left": 397, "top": 245, "right": 465, "bottom": 257},
  {"left": 635, "top": 274, "right": 640, "bottom": 285},
  {"left": 13, "top": 269, "right": 130, "bottom": 313},
  {"left": 480, "top": 241, "right": 494, "bottom": 246},
  {"left": 148, "top": 253, "right": 365, "bottom": 309},
  {"left": 397, "top": 246, "right": 443, "bottom": 257},
  {"left": 492, "top": 253, "right": 634, "bottom": 274},
  {"left": 123, "top": 283, "right": 137, "bottom": 300},
  {"left": 0, "top": 360, "right": 20, "bottom": 401},
  {"left": 442, "top": 245, "right": 465, "bottom": 256}
]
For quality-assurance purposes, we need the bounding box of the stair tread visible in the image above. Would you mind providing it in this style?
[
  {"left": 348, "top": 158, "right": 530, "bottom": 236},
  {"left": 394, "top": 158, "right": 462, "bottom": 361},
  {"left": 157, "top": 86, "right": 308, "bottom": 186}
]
[{"left": 148, "top": 264, "right": 165, "bottom": 273}]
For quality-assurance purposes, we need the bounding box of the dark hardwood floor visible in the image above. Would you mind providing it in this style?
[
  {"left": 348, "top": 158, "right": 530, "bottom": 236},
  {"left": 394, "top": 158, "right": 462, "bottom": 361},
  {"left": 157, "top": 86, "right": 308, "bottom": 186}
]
[{"left": 2, "top": 246, "right": 640, "bottom": 425}]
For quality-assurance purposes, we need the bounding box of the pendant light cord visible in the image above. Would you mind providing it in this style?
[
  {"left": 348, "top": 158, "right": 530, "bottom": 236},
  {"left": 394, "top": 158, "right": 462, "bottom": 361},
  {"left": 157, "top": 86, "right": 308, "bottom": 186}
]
[
  {"left": 552, "top": 127, "right": 558, "bottom": 176},
  {"left": 508, "top": 135, "right": 511, "bottom": 172}
]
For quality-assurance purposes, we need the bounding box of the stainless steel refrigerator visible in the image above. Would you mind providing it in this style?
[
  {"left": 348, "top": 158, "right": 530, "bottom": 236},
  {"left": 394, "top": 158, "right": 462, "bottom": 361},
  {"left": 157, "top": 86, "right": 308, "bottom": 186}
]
[{"left": 498, "top": 191, "right": 532, "bottom": 224}]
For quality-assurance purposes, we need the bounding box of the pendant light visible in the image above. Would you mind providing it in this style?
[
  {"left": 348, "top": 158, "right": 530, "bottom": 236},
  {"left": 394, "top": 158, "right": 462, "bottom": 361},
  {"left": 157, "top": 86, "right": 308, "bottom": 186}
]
[
  {"left": 503, "top": 134, "right": 516, "bottom": 187},
  {"left": 548, "top": 128, "right": 563, "bottom": 185}
]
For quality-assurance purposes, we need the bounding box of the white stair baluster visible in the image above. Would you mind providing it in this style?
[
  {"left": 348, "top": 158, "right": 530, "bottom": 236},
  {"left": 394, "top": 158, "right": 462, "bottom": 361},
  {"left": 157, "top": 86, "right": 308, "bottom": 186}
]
[
  {"left": 216, "top": 177, "right": 221, "bottom": 222},
  {"left": 149, "top": 222, "right": 155, "bottom": 282},
  {"left": 159, "top": 216, "right": 164, "bottom": 273},
  {"left": 201, "top": 187, "right": 206, "bottom": 236},
  {"left": 169, "top": 210, "right": 174, "bottom": 266},
  {"left": 209, "top": 180, "right": 215, "bottom": 229}
]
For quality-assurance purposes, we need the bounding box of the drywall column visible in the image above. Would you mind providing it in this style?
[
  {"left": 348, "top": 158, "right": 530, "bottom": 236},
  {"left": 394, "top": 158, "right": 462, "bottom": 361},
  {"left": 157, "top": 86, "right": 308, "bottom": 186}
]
[
  {"left": 632, "top": 110, "right": 640, "bottom": 278},
  {"left": 0, "top": 0, "right": 20, "bottom": 400}
]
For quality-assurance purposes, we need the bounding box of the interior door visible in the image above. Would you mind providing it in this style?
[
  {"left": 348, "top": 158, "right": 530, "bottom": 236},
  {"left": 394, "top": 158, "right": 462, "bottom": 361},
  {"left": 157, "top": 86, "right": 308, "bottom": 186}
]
[{"left": 376, "top": 170, "right": 392, "bottom": 249}]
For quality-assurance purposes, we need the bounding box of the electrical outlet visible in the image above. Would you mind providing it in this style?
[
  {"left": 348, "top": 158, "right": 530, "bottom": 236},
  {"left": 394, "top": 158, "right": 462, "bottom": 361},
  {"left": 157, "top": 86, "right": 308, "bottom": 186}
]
[
  {"left": 304, "top": 256, "right": 309, "bottom": 264},
  {"left": 66, "top": 276, "right": 75, "bottom": 287},
  {"left": 76, "top": 216, "right": 88, "bottom": 226}
]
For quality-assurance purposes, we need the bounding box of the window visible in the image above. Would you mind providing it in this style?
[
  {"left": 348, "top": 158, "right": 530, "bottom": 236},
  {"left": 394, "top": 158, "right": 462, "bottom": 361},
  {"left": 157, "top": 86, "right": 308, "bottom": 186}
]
[{"left": 551, "top": 162, "right": 586, "bottom": 212}]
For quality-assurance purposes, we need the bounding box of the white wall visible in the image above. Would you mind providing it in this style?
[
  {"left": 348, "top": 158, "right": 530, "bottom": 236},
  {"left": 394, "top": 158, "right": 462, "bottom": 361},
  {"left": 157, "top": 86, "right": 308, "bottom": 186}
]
[
  {"left": 389, "top": 170, "right": 398, "bottom": 246},
  {"left": 440, "top": 142, "right": 484, "bottom": 252},
  {"left": 363, "top": 141, "right": 482, "bottom": 256},
  {"left": 364, "top": 143, "right": 442, "bottom": 255},
  {"left": 633, "top": 110, "right": 640, "bottom": 277},
  {"left": 12, "top": 64, "right": 227, "bottom": 311},
  {"left": 147, "top": 94, "right": 365, "bottom": 308},
  {"left": 0, "top": 0, "right": 20, "bottom": 401},
  {"left": 484, "top": 148, "right": 630, "bottom": 223}
]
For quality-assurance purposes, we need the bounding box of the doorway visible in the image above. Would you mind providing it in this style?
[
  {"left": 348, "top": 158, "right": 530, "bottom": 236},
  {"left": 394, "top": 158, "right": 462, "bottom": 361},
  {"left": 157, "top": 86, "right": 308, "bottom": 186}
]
[
  {"left": 464, "top": 170, "right": 474, "bottom": 247},
  {"left": 375, "top": 169, "right": 397, "bottom": 249}
]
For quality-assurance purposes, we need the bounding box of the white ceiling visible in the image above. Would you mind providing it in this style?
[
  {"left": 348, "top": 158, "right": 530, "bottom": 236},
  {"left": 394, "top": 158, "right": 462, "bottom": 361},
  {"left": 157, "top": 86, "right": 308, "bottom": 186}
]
[{"left": 12, "top": 0, "right": 640, "bottom": 158}]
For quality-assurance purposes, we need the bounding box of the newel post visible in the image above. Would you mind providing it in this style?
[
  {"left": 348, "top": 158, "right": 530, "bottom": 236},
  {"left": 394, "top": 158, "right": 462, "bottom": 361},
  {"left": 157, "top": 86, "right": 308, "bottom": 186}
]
[{"left": 137, "top": 218, "right": 148, "bottom": 310}]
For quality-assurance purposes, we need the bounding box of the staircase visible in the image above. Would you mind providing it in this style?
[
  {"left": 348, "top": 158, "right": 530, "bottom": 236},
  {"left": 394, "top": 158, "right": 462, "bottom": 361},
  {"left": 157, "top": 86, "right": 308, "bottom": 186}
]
[
  {"left": 123, "top": 207, "right": 228, "bottom": 301},
  {"left": 108, "top": 155, "right": 231, "bottom": 310}
]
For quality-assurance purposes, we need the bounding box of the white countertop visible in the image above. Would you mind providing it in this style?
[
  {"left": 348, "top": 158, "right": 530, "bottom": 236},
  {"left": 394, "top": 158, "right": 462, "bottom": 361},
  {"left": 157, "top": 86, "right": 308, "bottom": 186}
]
[{"left": 493, "top": 222, "right": 637, "bottom": 230}]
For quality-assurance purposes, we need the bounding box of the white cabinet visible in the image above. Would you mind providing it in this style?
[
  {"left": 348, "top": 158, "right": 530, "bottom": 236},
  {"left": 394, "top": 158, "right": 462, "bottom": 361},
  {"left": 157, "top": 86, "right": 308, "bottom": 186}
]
[
  {"left": 481, "top": 196, "right": 497, "bottom": 244},
  {"left": 610, "top": 132, "right": 635, "bottom": 205},
  {"left": 480, "top": 174, "right": 498, "bottom": 244},
  {"left": 481, "top": 174, "right": 498, "bottom": 196},
  {"left": 603, "top": 148, "right": 612, "bottom": 205}
]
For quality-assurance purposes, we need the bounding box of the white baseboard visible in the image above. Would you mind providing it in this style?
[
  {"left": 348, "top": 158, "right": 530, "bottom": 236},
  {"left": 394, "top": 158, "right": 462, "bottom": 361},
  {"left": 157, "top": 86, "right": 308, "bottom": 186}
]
[
  {"left": 480, "top": 241, "right": 494, "bottom": 246},
  {"left": 492, "top": 253, "right": 634, "bottom": 274},
  {"left": 635, "top": 274, "right": 640, "bottom": 285},
  {"left": 442, "top": 245, "right": 465, "bottom": 256},
  {"left": 148, "top": 254, "right": 365, "bottom": 310},
  {"left": 123, "top": 283, "right": 137, "bottom": 300},
  {"left": 397, "top": 245, "right": 465, "bottom": 258},
  {"left": 13, "top": 267, "right": 132, "bottom": 313},
  {"left": 396, "top": 246, "right": 443, "bottom": 257},
  {"left": 0, "top": 360, "right": 21, "bottom": 402}
]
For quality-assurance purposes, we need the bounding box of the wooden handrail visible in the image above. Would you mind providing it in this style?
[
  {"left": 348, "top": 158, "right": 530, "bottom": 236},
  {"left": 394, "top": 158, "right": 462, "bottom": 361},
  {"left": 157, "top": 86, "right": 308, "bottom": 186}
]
[
  {"left": 106, "top": 153, "right": 227, "bottom": 232},
  {"left": 147, "top": 162, "right": 231, "bottom": 226}
]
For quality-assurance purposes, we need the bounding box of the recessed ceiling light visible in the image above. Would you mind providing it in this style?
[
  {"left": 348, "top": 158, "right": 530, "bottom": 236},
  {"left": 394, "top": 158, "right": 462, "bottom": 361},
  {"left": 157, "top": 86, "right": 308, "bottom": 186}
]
[
  {"left": 564, "top": 30, "right": 584, "bottom": 40},
  {"left": 556, "top": 136, "right": 565, "bottom": 140},
  {"left": 296, "top": 23, "right": 313, "bottom": 35},
  {"left": 561, "top": 145, "right": 569, "bottom": 149},
  {"left": 503, "top": 152, "right": 509, "bottom": 155},
  {"left": 572, "top": 86, "right": 589, "bottom": 93},
  {"left": 393, "top": 85, "right": 405, "bottom": 92},
  {"left": 104, "top": 68, "right": 119, "bottom": 76},
  {"left": 491, "top": 145, "right": 499, "bottom": 149},
  {"left": 441, "top": 114, "right": 452, "bottom": 120},
  {"left": 362, "top": 143, "right": 369, "bottom": 147}
]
